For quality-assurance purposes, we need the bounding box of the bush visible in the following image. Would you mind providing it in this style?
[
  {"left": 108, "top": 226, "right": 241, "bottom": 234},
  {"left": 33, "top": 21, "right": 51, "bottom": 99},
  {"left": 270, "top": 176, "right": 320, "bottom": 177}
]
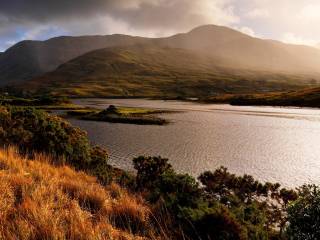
[
  {"left": 132, "top": 157, "right": 271, "bottom": 239},
  {"left": 286, "top": 185, "right": 320, "bottom": 240},
  {"left": 133, "top": 156, "right": 172, "bottom": 189},
  {"left": 0, "top": 107, "right": 91, "bottom": 167},
  {"left": 132, "top": 158, "right": 299, "bottom": 240},
  {"left": 182, "top": 205, "right": 248, "bottom": 240}
]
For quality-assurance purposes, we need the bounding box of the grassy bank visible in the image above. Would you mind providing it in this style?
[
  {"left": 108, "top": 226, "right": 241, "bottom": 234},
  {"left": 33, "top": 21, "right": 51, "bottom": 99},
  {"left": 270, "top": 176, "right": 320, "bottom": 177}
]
[
  {"left": 0, "top": 94, "right": 82, "bottom": 110},
  {"left": 202, "top": 87, "right": 320, "bottom": 108},
  {"left": 0, "top": 94, "right": 171, "bottom": 125},
  {"left": 67, "top": 105, "right": 170, "bottom": 125}
]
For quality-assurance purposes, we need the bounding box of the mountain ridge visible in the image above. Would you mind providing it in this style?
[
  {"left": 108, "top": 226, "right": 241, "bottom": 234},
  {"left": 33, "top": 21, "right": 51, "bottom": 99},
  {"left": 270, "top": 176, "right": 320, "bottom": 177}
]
[{"left": 2, "top": 24, "right": 320, "bottom": 91}]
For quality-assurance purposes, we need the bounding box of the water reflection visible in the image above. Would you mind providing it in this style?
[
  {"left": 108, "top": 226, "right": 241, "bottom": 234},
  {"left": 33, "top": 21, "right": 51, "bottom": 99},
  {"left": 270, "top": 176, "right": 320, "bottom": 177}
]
[{"left": 70, "top": 99, "right": 320, "bottom": 187}]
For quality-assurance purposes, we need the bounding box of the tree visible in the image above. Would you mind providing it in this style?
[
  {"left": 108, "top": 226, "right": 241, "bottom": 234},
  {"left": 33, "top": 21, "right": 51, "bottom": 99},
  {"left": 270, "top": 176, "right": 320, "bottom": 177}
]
[
  {"left": 133, "top": 156, "right": 172, "bottom": 189},
  {"left": 286, "top": 185, "right": 320, "bottom": 240}
]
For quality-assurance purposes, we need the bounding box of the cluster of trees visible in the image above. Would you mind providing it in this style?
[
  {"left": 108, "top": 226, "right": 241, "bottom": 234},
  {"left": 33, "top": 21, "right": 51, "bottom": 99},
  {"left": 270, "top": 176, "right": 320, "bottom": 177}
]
[
  {"left": 0, "top": 106, "right": 319, "bottom": 239},
  {"left": 133, "top": 156, "right": 298, "bottom": 239}
]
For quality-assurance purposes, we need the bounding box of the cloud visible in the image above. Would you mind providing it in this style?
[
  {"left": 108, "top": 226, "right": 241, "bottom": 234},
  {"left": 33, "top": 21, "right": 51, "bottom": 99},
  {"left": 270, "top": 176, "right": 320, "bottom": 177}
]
[
  {"left": 282, "top": 32, "right": 318, "bottom": 46},
  {"left": 0, "top": 0, "right": 238, "bottom": 34},
  {"left": 235, "top": 26, "right": 258, "bottom": 37},
  {"left": 0, "top": 0, "right": 240, "bottom": 51},
  {"left": 299, "top": 3, "right": 320, "bottom": 22},
  {"left": 245, "top": 8, "right": 270, "bottom": 19},
  {"left": 1, "top": 0, "right": 320, "bottom": 51}
]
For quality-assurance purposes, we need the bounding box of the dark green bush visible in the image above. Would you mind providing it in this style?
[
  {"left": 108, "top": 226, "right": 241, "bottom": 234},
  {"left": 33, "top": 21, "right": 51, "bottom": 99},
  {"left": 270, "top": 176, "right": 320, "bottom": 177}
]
[
  {"left": 132, "top": 157, "right": 299, "bottom": 240},
  {"left": 133, "top": 156, "right": 172, "bottom": 189},
  {"left": 0, "top": 106, "right": 91, "bottom": 166},
  {"left": 286, "top": 185, "right": 320, "bottom": 240},
  {"left": 0, "top": 106, "right": 137, "bottom": 187},
  {"left": 182, "top": 205, "right": 248, "bottom": 240}
]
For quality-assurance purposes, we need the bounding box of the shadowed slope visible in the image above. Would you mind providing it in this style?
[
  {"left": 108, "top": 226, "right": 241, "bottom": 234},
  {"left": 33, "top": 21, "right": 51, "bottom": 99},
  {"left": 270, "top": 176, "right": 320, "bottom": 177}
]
[{"left": 0, "top": 35, "right": 148, "bottom": 85}]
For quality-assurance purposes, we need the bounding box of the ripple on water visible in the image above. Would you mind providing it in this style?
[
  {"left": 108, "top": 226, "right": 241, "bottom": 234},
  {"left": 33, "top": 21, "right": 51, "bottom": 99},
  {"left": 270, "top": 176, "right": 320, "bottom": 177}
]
[{"left": 70, "top": 99, "right": 320, "bottom": 187}]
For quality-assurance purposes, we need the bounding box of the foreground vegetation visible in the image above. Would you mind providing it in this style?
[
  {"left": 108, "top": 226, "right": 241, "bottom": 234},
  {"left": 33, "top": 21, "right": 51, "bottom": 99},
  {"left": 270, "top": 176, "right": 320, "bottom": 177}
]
[
  {"left": 0, "top": 148, "right": 159, "bottom": 240},
  {"left": 1, "top": 105, "right": 320, "bottom": 239}
]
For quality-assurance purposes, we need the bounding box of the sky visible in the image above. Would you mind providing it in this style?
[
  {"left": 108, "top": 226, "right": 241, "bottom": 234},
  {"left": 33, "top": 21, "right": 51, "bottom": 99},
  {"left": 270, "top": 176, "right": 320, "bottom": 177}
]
[{"left": 1, "top": 0, "right": 320, "bottom": 51}]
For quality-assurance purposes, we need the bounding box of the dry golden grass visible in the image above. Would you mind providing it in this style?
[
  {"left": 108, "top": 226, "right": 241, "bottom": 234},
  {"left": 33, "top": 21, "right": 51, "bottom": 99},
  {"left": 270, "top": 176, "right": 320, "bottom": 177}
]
[{"left": 0, "top": 148, "right": 160, "bottom": 240}]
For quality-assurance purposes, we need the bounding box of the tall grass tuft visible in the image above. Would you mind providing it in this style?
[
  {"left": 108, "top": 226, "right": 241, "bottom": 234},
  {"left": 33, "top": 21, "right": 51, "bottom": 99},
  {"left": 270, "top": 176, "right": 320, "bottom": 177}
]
[{"left": 0, "top": 147, "right": 163, "bottom": 240}]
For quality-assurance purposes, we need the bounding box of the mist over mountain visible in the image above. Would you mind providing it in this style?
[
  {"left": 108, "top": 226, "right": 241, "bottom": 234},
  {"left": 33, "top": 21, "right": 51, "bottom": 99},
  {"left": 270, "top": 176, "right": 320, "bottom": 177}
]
[
  {"left": 0, "top": 35, "right": 148, "bottom": 85},
  {"left": 1, "top": 24, "right": 320, "bottom": 96},
  {"left": 160, "top": 25, "right": 320, "bottom": 73},
  {"left": 24, "top": 44, "right": 316, "bottom": 98}
]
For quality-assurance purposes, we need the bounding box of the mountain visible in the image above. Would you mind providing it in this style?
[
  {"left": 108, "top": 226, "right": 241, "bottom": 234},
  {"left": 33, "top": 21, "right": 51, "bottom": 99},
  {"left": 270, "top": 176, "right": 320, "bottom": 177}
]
[
  {"left": 24, "top": 45, "right": 316, "bottom": 97},
  {"left": 0, "top": 35, "right": 148, "bottom": 85},
  {"left": 2, "top": 24, "right": 320, "bottom": 93},
  {"left": 159, "top": 25, "right": 320, "bottom": 73}
]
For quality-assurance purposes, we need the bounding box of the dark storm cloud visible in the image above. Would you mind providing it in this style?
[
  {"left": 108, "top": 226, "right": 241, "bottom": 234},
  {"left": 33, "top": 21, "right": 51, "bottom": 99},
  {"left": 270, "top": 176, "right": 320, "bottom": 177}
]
[
  {"left": 0, "top": 0, "right": 112, "bottom": 23},
  {"left": 0, "top": 0, "right": 238, "bottom": 51},
  {"left": 0, "top": 0, "right": 236, "bottom": 31}
]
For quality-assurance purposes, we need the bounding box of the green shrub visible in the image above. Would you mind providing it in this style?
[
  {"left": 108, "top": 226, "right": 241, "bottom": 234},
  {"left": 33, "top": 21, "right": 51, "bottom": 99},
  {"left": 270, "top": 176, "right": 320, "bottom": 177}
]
[
  {"left": 0, "top": 107, "right": 91, "bottom": 166},
  {"left": 0, "top": 107, "right": 136, "bottom": 186},
  {"left": 133, "top": 156, "right": 172, "bottom": 189},
  {"left": 286, "top": 185, "right": 320, "bottom": 240},
  {"left": 182, "top": 204, "right": 248, "bottom": 240}
]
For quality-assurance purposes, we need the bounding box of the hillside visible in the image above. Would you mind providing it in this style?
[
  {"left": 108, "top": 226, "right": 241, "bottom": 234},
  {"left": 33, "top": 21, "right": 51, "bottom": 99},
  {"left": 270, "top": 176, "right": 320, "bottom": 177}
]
[
  {"left": 0, "top": 35, "right": 147, "bottom": 85},
  {"left": 24, "top": 45, "right": 315, "bottom": 97},
  {"left": 0, "top": 148, "right": 157, "bottom": 240},
  {"left": 160, "top": 25, "right": 320, "bottom": 74},
  {"left": 2, "top": 24, "right": 320, "bottom": 89}
]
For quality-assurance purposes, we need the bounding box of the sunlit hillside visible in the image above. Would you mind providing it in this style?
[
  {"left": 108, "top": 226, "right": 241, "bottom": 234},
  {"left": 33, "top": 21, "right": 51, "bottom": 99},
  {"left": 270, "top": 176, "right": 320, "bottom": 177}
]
[{"left": 23, "top": 45, "right": 316, "bottom": 98}]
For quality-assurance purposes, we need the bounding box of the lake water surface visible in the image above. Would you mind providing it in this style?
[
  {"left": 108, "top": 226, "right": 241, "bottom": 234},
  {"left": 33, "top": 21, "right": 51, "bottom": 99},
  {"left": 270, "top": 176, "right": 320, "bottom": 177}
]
[{"left": 71, "top": 98, "right": 320, "bottom": 187}]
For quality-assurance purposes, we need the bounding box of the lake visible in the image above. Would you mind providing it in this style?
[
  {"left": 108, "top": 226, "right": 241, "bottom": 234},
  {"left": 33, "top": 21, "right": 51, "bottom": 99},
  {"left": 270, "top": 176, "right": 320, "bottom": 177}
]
[{"left": 70, "top": 98, "right": 320, "bottom": 187}]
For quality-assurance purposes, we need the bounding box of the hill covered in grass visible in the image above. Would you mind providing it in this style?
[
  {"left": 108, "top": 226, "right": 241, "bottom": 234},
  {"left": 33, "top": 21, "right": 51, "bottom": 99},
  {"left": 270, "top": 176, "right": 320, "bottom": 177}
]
[
  {"left": 0, "top": 148, "right": 158, "bottom": 240},
  {"left": 0, "top": 35, "right": 148, "bottom": 85},
  {"left": 23, "top": 45, "right": 315, "bottom": 98},
  {"left": 2, "top": 24, "right": 320, "bottom": 94}
]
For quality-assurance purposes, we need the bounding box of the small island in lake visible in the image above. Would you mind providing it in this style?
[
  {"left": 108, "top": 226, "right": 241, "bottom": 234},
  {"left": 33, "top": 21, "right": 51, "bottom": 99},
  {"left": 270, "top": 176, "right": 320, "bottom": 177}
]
[{"left": 67, "top": 105, "right": 170, "bottom": 125}]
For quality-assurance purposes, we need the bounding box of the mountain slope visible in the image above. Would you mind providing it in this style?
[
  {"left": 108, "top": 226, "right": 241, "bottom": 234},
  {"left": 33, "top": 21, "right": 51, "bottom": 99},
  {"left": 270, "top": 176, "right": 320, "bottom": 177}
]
[
  {"left": 0, "top": 35, "right": 147, "bottom": 85},
  {"left": 25, "top": 45, "right": 316, "bottom": 97},
  {"left": 2, "top": 24, "right": 320, "bottom": 89},
  {"left": 159, "top": 25, "right": 320, "bottom": 73}
]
